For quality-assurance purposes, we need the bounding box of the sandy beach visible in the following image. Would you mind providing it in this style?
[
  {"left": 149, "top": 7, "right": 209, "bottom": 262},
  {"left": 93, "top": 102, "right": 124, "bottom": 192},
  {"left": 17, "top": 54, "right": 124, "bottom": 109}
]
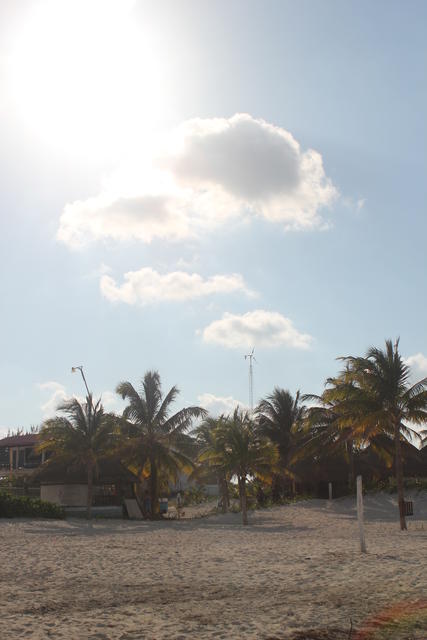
[{"left": 1, "top": 492, "right": 426, "bottom": 640}]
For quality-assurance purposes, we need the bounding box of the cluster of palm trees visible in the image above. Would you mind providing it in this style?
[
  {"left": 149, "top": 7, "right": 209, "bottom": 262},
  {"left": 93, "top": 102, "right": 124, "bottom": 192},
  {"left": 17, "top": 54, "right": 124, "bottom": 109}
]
[
  {"left": 303, "top": 340, "right": 427, "bottom": 529},
  {"left": 38, "top": 339, "right": 427, "bottom": 528}
]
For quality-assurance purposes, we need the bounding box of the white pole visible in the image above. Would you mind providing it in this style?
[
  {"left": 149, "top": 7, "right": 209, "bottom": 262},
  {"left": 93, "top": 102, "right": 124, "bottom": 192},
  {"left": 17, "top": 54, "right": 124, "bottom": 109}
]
[
  {"left": 328, "top": 482, "right": 332, "bottom": 501},
  {"left": 244, "top": 349, "right": 255, "bottom": 414},
  {"left": 356, "top": 475, "right": 367, "bottom": 553},
  {"left": 249, "top": 357, "right": 253, "bottom": 413}
]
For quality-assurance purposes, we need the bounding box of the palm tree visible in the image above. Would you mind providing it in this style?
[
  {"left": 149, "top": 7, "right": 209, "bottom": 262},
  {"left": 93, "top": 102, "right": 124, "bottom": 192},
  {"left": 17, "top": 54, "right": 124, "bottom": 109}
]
[
  {"left": 116, "top": 371, "right": 206, "bottom": 515},
  {"left": 256, "top": 388, "right": 304, "bottom": 499},
  {"left": 301, "top": 375, "right": 368, "bottom": 491},
  {"left": 194, "top": 415, "right": 231, "bottom": 513},
  {"left": 38, "top": 395, "right": 116, "bottom": 519},
  {"left": 338, "top": 339, "right": 427, "bottom": 530},
  {"left": 213, "top": 408, "right": 279, "bottom": 525}
]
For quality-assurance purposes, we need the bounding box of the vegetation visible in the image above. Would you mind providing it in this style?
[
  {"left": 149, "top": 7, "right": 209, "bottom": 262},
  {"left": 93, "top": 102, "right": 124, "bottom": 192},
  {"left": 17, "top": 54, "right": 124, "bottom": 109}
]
[
  {"left": 195, "top": 415, "right": 231, "bottom": 513},
  {"left": 340, "top": 340, "right": 426, "bottom": 530},
  {"left": 5, "top": 340, "right": 425, "bottom": 527},
  {"left": 37, "top": 395, "right": 117, "bottom": 519},
  {"left": 0, "top": 492, "right": 65, "bottom": 519},
  {"left": 116, "top": 371, "right": 206, "bottom": 515},
  {"left": 256, "top": 388, "right": 304, "bottom": 500},
  {"left": 302, "top": 339, "right": 427, "bottom": 529},
  {"left": 197, "top": 408, "right": 279, "bottom": 524}
]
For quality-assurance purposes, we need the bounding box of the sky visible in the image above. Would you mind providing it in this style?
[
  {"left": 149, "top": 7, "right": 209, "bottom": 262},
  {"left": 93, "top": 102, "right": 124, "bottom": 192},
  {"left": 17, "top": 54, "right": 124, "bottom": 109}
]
[{"left": 1, "top": 0, "right": 427, "bottom": 437}]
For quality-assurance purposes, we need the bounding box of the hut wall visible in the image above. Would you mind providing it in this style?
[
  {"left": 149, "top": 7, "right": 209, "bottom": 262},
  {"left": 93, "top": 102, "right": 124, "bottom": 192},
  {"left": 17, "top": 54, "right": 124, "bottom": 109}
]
[{"left": 41, "top": 484, "right": 88, "bottom": 506}]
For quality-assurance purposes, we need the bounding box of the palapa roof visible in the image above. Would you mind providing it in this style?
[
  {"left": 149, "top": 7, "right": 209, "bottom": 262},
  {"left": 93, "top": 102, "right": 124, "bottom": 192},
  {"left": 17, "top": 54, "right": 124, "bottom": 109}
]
[
  {"left": 33, "top": 456, "right": 138, "bottom": 485},
  {"left": 0, "top": 434, "right": 39, "bottom": 448}
]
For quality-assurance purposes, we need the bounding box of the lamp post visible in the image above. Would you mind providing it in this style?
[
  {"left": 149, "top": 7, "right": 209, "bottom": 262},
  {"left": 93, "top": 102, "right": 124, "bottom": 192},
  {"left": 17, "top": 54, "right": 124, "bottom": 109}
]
[
  {"left": 71, "top": 365, "right": 95, "bottom": 522},
  {"left": 71, "top": 365, "right": 91, "bottom": 400}
]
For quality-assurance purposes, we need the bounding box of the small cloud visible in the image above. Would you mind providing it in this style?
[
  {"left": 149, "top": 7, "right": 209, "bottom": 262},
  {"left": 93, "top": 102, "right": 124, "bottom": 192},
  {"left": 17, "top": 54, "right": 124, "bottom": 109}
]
[
  {"left": 85, "top": 262, "right": 112, "bottom": 279},
  {"left": 99, "top": 391, "right": 126, "bottom": 414},
  {"left": 37, "top": 382, "right": 68, "bottom": 418},
  {"left": 100, "top": 267, "right": 255, "bottom": 305},
  {"left": 176, "top": 254, "right": 200, "bottom": 270},
  {"left": 201, "top": 309, "right": 313, "bottom": 350},
  {"left": 37, "top": 383, "right": 124, "bottom": 419},
  {"left": 0, "top": 426, "right": 10, "bottom": 439},
  {"left": 198, "top": 393, "right": 248, "bottom": 416},
  {"left": 405, "top": 353, "right": 427, "bottom": 376},
  {"left": 341, "top": 196, "right": 366, "bottom": 213},
  {"left": 356, "top": 198, "right": 365, "bottom": 211}
]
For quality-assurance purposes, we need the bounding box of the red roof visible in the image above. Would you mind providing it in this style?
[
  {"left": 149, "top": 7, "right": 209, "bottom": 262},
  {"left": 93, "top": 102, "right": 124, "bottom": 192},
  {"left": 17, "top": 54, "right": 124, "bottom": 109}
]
[{"left": 0, "top": 434, "right": 39, "bottom": 447}]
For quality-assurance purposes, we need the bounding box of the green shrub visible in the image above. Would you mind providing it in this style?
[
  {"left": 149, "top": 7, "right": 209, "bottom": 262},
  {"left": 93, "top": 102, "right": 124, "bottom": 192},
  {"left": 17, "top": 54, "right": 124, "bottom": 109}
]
[
  {"left": 182, "top": 485, "right": 208, "bottom": 506},
  {"left": 366, "top": 477, "right": 427, "bottom": 494},
  {"left": 0, "top": 492, "right": 65, "bottom": 519}
]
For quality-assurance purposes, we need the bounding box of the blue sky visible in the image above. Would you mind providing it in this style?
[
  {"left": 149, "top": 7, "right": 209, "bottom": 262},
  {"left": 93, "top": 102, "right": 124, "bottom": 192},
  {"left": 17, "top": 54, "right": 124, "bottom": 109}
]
[{"left": 1, "top": 0, "right": 427, "bottom": 436}]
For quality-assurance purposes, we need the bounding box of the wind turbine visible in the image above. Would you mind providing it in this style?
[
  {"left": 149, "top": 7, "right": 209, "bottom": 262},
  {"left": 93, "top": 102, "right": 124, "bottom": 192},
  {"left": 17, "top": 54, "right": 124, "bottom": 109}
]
[{"left": 244, "top": 348, "right": 257, "bottom": 413}]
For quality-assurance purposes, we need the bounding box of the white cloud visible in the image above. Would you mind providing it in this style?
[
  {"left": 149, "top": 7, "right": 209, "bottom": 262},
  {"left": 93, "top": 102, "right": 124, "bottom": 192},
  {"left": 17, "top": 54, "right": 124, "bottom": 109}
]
[
  {"left": 0, "top": 426, "right": 10, "bottom": 439},
  {"left": 201, "top": 309, "right": 313, "bottom": 350},
  {"left": 84, "top": 262, "right": 113, "bottom": 280},
  {"left": 198, "top": 393, "right": 248, "bottom": 416},
  {"left": 37, "top": 383, "right": 124, "bottom": 419},
  {"left": 99, "top": 391, "right": 126, "bottom": 414},
  {"left": 57, "top": 193, "right": 193, "bottom": 247},
  {"left": 100, "top": 267, "right": 254, "bottom": 305},
  {"left": 57, "top": 114, "right": 337, "bottom": 248},
  {"left": 37, "top": 382, "right": 68, "bottom": 418},
  {"left": 356, "top": 198, "right": 366, "bottom": 211},
  {"left": 405, "top": 353, "right": 427, "bottom": 376}
]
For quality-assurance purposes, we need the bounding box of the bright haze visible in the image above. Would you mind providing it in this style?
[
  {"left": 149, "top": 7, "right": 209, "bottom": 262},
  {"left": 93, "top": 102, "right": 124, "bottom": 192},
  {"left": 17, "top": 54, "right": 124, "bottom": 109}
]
[{"left": 1, "top": 0, "right": 427, "bottom": 435}]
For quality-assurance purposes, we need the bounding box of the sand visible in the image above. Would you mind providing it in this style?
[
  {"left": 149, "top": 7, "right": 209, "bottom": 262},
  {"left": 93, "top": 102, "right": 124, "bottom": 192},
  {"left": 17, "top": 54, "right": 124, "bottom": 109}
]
[{"left": 0, "top": 492, "right": 426, "bottom": 640}]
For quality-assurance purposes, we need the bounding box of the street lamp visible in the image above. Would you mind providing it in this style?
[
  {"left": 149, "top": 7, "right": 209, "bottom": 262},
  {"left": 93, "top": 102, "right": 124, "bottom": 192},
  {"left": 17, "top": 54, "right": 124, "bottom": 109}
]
[{"left": 71, "top": 365, "right": 91, "bottom": 398}]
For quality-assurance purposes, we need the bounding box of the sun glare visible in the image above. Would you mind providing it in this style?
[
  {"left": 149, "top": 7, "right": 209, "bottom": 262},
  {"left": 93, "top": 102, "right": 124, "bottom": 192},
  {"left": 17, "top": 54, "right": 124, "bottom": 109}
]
[{"left": 9, "top": 0, "right": 168, "bottom": 160}]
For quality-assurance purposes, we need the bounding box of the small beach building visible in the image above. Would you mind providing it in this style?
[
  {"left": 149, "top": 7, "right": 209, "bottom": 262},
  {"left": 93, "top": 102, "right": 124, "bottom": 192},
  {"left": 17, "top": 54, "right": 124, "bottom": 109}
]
[
  {"left": 34, "top": 457, "right": 138, "bottom": 508},
  {"left": 0, "top": 433, "right": 45, "bottom": 480}
]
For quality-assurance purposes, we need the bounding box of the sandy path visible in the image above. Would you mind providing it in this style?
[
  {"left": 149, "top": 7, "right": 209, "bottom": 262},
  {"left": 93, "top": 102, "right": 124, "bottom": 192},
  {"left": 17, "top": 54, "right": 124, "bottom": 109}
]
[{"left": 1, "top": 493, "right": 426, "bottom": 639}]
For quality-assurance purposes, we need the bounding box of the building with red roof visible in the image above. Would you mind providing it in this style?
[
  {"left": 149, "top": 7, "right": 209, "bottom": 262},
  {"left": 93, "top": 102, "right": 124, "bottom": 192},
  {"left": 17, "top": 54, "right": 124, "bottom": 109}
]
[{"left": 0, "top": 433, "right": 44, "bottom": 479}]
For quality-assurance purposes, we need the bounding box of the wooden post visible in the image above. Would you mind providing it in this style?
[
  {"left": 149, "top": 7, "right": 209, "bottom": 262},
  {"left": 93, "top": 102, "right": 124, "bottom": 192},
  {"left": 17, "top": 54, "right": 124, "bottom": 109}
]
[
  {"left": 356, "top": 475, "right": 367, "bottom": 553},
  {"left": 328, "top": 482, "right": 332, "bottom": 501}
]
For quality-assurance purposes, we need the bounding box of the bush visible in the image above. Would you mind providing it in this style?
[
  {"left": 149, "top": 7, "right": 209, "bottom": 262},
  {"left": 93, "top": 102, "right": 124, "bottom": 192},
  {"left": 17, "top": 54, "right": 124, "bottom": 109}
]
[
  {"left": 0, "top": 492, "right": 65, "bottom": 519},
  {"left": 366, "top": 477, "right": 427, "bottom": 494},
  {"left": 182, "top": 485, "right": 208, "bottom": 506}
]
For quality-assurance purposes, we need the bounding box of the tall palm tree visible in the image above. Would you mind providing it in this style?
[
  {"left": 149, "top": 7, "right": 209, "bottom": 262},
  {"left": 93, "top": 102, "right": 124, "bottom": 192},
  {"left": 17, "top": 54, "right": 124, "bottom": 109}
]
[
  {"left": 116, "top": 371, "right": 206, "bottom": 515},
  {"left": 256, "top": 388, "right": 304, "bottom": 498},
  {"left": 212, "top": 408, "right": 279, "bottom": 525},
  {"left": 338, "top": 339, "right": 427, "bottom": 530},
  {"left": 302, "top": 375, "right": 369, "bottom": 490},
  {"left": 194, "top": 415, "right": 231, "bottom": 513},
  {"left": 38, "top": 395, "right": 116, "bottom": 519}
]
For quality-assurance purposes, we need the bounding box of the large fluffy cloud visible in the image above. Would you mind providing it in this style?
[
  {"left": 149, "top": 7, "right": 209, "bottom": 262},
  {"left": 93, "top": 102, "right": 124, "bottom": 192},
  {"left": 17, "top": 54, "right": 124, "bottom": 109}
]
[
  {"left": 201, "top": 309, "right": 312, "bottom": 349},
  {"left": 58, "top": 114, "right": 337, "bottom": 247},
  {"left": 100, "top": 267, "right": 254, "bottom": 305}
]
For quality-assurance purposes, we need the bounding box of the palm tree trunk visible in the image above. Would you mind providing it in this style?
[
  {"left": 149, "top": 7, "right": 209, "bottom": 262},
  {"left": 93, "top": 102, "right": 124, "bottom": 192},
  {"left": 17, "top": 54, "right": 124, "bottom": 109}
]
[
  {"left": 394, "top": 420, "right": 406, "bottom": 531},
  {"left": 219, "top": 473, "right": 228, "bottom": 513},
  {"left": 224, "top": 475, "right": 230, "bottom": 510},
  {"left": 241, "top": 476, "right": 248, "bottom": 525},
  {"left": 87, "top": 463, "right": 94, "bottom": 520},
  {"left": 150, "top": 458, "right": 159, "bottom": 515},
  {"left": 347, "top": 439, "right": 355, "bottom": 491},
  {"left": 238, "top": 476, "right": 243, "bottom": 511},
  {"left": 271, "top": 474, "right": 280, "bottom": 502}
]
